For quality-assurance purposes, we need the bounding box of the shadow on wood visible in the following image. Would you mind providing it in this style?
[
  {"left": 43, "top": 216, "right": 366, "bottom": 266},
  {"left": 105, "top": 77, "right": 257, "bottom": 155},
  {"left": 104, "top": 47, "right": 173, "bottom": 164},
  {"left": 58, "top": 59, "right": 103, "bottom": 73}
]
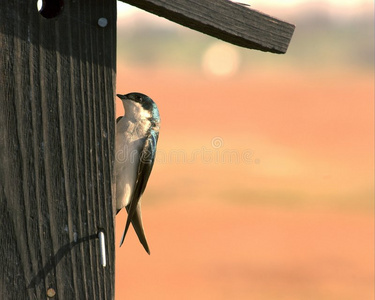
[{"left": 27, "top": 234, "right": 98, "bottom": 289}]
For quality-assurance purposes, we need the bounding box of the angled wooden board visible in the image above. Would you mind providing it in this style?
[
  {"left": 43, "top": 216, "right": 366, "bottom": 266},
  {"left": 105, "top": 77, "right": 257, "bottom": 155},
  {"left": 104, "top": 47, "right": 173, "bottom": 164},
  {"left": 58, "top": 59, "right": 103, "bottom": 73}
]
[{"left": 120, "top": 0, "right": 295, "bottom": 53}]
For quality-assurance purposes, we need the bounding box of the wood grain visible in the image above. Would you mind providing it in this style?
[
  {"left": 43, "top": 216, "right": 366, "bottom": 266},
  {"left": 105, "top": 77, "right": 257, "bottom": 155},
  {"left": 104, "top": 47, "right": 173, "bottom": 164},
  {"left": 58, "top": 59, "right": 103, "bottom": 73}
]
[
  {"left": 120, "top": 0, "right": 295, "bottom": 53},
  {"left": 0, "top": 0, "right": 116, "bottom": 299}
]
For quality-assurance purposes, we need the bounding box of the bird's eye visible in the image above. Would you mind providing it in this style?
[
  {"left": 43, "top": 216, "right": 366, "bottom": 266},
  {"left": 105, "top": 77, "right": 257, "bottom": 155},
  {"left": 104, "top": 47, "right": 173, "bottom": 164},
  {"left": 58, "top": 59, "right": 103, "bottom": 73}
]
[{"left": 137, "top": 96, "right": 142, "bottom": 101}]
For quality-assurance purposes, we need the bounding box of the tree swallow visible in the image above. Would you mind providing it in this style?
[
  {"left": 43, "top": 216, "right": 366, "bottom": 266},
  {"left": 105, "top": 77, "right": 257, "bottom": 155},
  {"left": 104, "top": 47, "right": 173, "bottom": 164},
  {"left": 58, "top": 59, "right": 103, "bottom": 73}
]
[{"left": 115, "top": 92, "right": 160, "bottom": 254}]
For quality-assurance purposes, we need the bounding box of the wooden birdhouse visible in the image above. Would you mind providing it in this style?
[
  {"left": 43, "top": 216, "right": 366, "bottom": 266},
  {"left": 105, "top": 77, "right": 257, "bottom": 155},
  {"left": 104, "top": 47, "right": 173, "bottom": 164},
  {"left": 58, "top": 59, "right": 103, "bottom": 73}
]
[{"left": 0, "top": 0, "right": 294, "bottom": 298}]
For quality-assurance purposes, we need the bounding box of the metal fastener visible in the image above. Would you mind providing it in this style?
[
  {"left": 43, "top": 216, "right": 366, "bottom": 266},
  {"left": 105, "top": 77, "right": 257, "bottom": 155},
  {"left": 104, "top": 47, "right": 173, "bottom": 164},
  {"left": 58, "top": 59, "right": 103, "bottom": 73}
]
[
  {"left": 98, "top": 18, "right": 108, "bottom": 28},
  {"left": 98, "top": 230, "right": 107, "bottom": 267},
  {"left": 47, "top": 288, "right": 56, "bottom": 298}
]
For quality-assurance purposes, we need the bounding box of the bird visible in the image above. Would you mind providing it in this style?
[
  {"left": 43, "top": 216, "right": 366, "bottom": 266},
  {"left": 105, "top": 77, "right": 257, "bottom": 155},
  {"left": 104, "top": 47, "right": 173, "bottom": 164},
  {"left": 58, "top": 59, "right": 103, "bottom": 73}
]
[{"left": 115, "top": 92, "right": 160, "bottom": 254}]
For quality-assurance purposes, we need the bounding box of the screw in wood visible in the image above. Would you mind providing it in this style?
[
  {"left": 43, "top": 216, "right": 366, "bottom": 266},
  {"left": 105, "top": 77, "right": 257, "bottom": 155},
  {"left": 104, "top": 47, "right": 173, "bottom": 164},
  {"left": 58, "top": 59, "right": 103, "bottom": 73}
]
[
  {"left": 97, "top": 18, "right": 108, "bottom": 28},
  {"left": 98, "top": 230, "right": 107, "bottom": 267},
  {"left": 46, "top": 288, "right": 56, "bottom": 298}
]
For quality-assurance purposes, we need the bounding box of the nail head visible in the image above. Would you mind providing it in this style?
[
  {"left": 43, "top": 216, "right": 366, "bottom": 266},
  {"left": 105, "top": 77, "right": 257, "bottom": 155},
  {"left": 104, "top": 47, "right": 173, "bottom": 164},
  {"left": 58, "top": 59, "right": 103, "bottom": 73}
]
[
  {"left": 47, "top": 288, "right": 56, "bottom": 298},
  {"left": 98, "top": 17, "right": 108, "bottom": 28}
]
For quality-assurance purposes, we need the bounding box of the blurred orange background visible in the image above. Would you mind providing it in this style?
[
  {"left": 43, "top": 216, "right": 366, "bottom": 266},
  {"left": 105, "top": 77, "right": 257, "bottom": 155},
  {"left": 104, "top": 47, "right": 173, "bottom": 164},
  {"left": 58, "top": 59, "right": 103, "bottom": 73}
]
[{"left": 115, "top": 2, "right": 374, "bottom": 299}]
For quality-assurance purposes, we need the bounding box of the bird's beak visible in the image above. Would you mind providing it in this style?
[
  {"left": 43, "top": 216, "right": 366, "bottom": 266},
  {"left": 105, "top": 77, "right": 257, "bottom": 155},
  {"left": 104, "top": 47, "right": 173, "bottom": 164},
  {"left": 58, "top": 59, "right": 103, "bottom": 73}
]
[{"left": 117, "top": 94, "right": 129, "bottom": 101}]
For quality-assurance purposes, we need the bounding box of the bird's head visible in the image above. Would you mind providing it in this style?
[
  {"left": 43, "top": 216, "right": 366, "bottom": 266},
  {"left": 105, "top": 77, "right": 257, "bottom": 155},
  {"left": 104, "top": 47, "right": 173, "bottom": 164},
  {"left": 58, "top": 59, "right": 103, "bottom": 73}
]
[{"left": 117, "top": 93, "right": 160, "bottom": 125}]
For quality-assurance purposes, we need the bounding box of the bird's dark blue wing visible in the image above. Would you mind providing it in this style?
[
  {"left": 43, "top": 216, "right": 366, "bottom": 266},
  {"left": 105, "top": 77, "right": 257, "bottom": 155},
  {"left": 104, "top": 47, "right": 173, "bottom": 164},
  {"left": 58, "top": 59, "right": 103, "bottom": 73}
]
[{"left": 119, "top": 130, "right": 159, "bottom": 252}]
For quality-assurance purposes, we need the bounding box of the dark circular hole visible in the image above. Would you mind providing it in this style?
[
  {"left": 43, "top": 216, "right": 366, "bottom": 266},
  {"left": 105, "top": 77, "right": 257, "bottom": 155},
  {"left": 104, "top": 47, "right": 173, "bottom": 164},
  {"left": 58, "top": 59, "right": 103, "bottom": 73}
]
[{"left": 37, "top": 0, "right": 64, "bottom": 19}]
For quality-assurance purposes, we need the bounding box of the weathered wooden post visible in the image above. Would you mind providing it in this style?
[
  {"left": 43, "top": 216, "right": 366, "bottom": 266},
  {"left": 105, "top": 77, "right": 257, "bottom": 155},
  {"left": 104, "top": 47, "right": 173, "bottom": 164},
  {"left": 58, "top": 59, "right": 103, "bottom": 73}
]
[
  {"left": 0, "top": 0, "right": 116, "bottom": 299},
  {"left": 1, "top": 0, "right": 294, "bottom": 299}
]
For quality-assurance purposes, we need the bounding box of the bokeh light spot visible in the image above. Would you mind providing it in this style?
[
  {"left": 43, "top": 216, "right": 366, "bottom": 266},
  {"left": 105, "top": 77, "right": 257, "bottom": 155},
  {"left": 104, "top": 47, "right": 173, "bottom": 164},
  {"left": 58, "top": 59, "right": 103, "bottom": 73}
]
[{"left": 202, "top": 42, "right": 241, "bottom": 77}]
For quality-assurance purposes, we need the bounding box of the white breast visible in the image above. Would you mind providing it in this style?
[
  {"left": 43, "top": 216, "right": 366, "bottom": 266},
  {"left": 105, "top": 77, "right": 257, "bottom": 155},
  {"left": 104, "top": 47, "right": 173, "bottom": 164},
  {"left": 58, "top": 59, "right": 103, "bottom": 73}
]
[{"left": 115, "top": 113, "right": 151, "bottom": 210}]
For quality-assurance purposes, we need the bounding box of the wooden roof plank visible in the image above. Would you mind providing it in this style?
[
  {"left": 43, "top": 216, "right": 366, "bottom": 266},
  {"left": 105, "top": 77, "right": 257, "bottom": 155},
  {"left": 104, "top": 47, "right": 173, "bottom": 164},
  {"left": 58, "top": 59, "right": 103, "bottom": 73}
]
[{"left": 120, "top": 0, "right": 295, "bottom": 53}]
